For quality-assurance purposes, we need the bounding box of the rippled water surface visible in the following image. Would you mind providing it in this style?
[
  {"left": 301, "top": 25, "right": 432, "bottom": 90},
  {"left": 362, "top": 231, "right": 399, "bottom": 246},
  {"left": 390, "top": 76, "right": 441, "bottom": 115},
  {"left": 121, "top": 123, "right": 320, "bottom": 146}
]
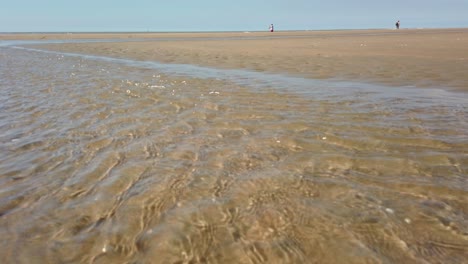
[{"left": 1, "top": 43, "right": 467, "bottom": 264}]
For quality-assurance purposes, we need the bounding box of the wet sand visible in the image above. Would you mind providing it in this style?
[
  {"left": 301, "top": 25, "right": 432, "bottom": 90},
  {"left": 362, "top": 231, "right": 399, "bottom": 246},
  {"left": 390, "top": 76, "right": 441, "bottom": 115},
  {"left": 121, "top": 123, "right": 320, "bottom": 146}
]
[
  {"left": 9, "top": 28, "right": 468, "bottom": 91},
  {"left": 1, "top": 30, "right": 468, "bottom": 263}
]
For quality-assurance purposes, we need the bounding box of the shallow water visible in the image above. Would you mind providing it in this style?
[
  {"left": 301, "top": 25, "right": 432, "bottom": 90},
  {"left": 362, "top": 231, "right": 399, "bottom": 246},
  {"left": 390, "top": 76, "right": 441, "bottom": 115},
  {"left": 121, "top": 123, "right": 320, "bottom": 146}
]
[{"left": 0, "top": 42, "right": 467, "bottom": 264}]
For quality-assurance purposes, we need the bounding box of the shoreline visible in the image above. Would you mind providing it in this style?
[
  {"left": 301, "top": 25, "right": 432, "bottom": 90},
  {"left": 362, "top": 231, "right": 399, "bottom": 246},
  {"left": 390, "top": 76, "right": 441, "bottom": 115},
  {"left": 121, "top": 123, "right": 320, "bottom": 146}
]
[
  {"left": 3, "top": 28, "right": 468, "bottom": 91},
  {"left": 2, "top": 28, "right": 468, "bottom": 40}
]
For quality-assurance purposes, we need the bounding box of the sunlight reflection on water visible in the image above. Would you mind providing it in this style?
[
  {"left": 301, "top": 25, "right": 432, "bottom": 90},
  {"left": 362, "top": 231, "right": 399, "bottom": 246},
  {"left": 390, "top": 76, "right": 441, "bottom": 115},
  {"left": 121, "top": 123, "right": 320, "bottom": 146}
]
[{"left": 0, "top": 42, "right": 467, "bottom": 264}]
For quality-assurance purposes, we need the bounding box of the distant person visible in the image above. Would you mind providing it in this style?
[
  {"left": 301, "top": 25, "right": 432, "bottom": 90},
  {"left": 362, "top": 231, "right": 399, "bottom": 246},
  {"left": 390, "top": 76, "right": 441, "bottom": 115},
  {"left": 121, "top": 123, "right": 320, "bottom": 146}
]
[
  {"left": 395, "top": 20, "right": 400, "bottom": 29},
  {"left": 269, "top": 24, "right": 274, "bottom": 32}
]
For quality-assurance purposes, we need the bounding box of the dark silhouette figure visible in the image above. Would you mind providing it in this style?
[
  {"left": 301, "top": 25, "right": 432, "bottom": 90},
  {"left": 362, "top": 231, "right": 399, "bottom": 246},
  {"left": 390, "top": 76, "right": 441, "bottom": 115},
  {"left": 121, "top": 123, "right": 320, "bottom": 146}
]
[{"left": 396, "top": 20, "right": 400, "bottom": 29}]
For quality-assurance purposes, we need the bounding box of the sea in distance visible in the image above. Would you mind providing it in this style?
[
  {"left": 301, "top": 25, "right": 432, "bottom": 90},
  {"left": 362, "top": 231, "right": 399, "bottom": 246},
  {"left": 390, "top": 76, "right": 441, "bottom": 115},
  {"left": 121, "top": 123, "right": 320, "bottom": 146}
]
[{"left": 0, "top": 33, "right": 467, "bottom": 263}]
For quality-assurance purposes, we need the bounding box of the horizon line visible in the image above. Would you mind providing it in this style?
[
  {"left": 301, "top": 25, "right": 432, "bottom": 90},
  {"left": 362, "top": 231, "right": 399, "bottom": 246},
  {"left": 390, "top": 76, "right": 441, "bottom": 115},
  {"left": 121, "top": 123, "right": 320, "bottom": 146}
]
[{"left": 2, "top": 26, "right": 468, "bottom": 34}]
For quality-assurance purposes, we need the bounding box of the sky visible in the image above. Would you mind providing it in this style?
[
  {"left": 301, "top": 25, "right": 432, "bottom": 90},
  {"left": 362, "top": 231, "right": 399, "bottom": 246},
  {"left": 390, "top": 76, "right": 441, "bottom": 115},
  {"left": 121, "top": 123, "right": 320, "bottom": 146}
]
[{"left": 1, "top": 0, "right": 468, "bottom": 32}]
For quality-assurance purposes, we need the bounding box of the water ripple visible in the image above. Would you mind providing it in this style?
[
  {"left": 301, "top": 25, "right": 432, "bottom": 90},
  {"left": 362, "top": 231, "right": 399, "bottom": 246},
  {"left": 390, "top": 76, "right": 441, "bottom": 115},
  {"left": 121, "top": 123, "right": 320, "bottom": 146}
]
[{"left": 0, "top": 44, "right": 467, "bottom": 263}]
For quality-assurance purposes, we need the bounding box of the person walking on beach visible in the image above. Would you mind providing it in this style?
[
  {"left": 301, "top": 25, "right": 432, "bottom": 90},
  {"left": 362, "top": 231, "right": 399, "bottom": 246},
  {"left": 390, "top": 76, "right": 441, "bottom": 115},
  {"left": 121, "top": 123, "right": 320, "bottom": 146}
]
[
  {"left": 269, "top": 24, "right": 274, "bottom": 32},
  {"left": 395, "top": 20, "right": 400, "bottom": 29}
]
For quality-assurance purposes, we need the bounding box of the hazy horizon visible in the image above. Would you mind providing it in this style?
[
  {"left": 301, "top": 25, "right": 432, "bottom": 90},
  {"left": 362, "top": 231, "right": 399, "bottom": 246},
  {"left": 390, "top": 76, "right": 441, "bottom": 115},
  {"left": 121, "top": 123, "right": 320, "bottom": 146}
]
[
  {"left": 3, "top": 26, "right": 468, "bottom": 34},
  {"left": 1, "top": 0, "right": 468, "bottom": 33}
]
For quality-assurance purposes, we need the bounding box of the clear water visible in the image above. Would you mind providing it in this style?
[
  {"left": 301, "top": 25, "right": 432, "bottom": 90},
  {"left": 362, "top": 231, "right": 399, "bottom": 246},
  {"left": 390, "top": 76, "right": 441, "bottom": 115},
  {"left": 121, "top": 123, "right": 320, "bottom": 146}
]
[{"left": 0, "top": 41, "right": 467, "bottom": 263}]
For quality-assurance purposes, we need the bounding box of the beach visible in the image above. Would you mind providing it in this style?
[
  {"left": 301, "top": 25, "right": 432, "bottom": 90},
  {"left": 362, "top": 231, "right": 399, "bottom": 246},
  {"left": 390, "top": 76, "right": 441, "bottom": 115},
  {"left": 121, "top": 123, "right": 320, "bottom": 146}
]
[
  {"left": 7, "top": 28, "right": 468, "bottom": 91},
  {"left": 1, "top": 29, "right": 467, "bottom": 263}
]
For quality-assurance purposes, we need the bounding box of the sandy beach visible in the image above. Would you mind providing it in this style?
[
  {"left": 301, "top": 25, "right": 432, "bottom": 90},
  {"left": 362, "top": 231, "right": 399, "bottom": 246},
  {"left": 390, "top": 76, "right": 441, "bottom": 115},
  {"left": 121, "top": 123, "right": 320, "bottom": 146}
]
[
  {"left": 1, "top": 29, "right": 468, "bottom": 263},
  {"left": 6, "top": 28, "right": 468, "bottom": 91}
]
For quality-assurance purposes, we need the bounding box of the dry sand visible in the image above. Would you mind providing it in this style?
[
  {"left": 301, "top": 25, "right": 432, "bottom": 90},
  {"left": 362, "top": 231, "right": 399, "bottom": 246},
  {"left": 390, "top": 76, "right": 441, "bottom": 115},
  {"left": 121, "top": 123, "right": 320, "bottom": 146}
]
[{"left": 4, "top": 28, "right": 468, "bottom": 91}]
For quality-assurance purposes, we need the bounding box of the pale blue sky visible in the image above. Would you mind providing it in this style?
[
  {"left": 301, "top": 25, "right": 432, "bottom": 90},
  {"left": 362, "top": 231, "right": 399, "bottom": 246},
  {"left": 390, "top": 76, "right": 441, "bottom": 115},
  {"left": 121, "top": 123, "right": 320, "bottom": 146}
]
[{"left": 1, "top": 0, "right": 468, "bottom": 32}]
